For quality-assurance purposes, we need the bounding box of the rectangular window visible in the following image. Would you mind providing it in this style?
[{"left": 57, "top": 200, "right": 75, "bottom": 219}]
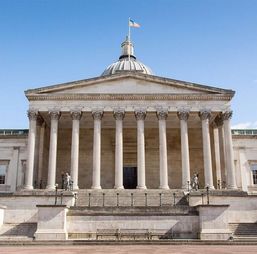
[
  {"left": 250, "top": 163, "right": 257, "bottom": 185},
  {"left": 0, "top": 161, "right": 9, "bottom": 184}
]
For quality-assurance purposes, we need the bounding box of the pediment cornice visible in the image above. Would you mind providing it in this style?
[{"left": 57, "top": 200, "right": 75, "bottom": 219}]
[
  {"left": 26, "top": 93, "right": 233, "bottom": 101},
  {"left": 25, "top": 72, "right": 235, "bottom": 98}
]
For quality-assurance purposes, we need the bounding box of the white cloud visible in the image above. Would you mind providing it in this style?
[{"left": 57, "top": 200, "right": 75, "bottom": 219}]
[{"left": 232, "top": 121, "right": 257, "bottom": 129}]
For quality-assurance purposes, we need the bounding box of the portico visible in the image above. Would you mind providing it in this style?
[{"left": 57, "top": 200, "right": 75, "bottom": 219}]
[
  {"left": 24, "top": 78, "right": 236, "bottom": 191},
  {"left": 23, "top": 37, "right": 237, "bottom": 192}
]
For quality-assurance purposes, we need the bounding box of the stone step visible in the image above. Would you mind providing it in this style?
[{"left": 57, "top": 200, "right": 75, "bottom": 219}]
[
  {"left": 68, "top": 205, "right": 198, "bottom": 216},
  {"left": 229, "top": 223, "right": 257, "bottom": 236},
  {"left": 75, "top": 189, "right": 189, "bottom": 207},
  {"left": 0, "top": 223, "right": 37, "bottom": 238}
]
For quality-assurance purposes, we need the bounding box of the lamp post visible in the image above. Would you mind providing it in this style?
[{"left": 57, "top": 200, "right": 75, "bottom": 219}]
[
  {"left": 131, "top": 193, "right": 134, "bottom": 207},
  {"left": 54, "top": 183, "right": 58, "bottom": 205},
  {"left": 206, "top": 185, "right": 210, "bottom": 205},
  {"left": 173, "top": 193, "right": 176, "bottom": 206},
  {"left": 61, "top": 172, "right": 64, "bottom": 189}
]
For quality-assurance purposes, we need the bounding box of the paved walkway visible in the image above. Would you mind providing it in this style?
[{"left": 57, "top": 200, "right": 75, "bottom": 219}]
[{"left": 0, "top": 245, "right": 257, "bottom": 254}]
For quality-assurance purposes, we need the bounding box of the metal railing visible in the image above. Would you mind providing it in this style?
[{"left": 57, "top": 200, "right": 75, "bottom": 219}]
[
  {"left": 0, "top": 129, "right": 29, "bottom": 136},
  {"left": 231, "top": 129, "right": 257, "bottom": 135}
]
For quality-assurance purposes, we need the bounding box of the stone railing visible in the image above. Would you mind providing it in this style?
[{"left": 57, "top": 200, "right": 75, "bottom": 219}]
[{"left": 231, "top": 129, "right": 257, "bottom": 136}]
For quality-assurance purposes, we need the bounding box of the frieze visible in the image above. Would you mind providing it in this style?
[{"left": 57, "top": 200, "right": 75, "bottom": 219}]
[
  {"left": 177, "top": 110, "right": 190, "bottom": 121},
  {"left": 199, "top": 110, "right": 211, "bottom": 120}
]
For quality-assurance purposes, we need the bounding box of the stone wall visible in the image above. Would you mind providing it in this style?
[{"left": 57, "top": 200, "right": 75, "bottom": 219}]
[{"left": 51, "top": 127, "right": 206, "bottom": 189}]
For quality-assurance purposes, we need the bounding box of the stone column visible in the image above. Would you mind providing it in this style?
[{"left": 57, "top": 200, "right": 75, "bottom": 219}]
[
  {"left": 157, "top": 110, "right": 169, "bottom": 189},
  {"left": 114, "top": 110, "right": 125, "bottom": 189},
  {"left": 70, "top": 111, "right": 82, "bottom": 190},
  {"left": 24, "top": 110, "right": 38, "bottom": 190},
  {"left": 199, "top": 110, "right": 214, "bottom": 189},
  {"left": 222, "top": 111, "right": 237, "bottom": 189},
  {"left": 213, "top": 117, "right": 223, "bottom": 189},
  {"left": 46, "top": 111, "right": 61, "bottom": 190},
  {"left": 135, "top": 110, "right": 147, "bottom": 189},
  {"left": 91, "top": 110, "right": 103, "bottom": 189},
  {"left": 177, "top": 110, "right": 191, "bottom": 190},
  {"left": 37, "top": 119, "right": 45, "bottom": 186}
]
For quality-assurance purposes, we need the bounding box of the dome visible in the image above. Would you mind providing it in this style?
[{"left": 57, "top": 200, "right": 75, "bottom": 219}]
[{"left": 101, "top": 37, "right": 153, "bottom": 76}]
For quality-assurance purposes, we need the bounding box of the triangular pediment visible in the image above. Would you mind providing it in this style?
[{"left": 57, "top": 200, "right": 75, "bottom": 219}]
[{"left": 25, "top": 72, "right": 234, "bottom": 99}]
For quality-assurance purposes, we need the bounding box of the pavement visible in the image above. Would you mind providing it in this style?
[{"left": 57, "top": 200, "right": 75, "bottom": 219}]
[{"left": 0, "top": 245, "right": 257, "bottom": 254}]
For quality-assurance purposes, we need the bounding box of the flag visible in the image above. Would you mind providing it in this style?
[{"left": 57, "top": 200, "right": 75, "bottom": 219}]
[{"left": 129, "top": 19, "right": 140, "bottom": 28}]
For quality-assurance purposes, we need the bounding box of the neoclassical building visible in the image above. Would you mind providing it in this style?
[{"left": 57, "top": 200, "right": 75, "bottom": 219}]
[
  {"left": 21, "top": 37, "right": 239, "bottom": 192},
  {"left": 0, "top": 37, "right": 256, "bottom": 241}
]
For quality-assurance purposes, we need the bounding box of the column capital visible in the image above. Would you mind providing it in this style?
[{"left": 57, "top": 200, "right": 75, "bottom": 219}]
[
  {"left": 113, "top": 109, "right": 125, "bottom": 120},
  {"left": 156, "top": 110, "right": 168, "bottom": 120},
  {"left": 214, "top": 114, "right": 224, "bottom": 127},
  {"left": 177, "top": 110, "right": 190, "bottom": 121},
  {"left": 27, "top": 110, "right": 38, "bottom": 121},
  {"left": 36, "top": 115, "right": 44, "bottom": 126},
  {"left": 221, "top": 111, "right": 233, "bottom": 121},
  {"left": 135, "top": 110, "right": 146, "bottom": 121},
  {"left": 49, "top": 111, "right": 61, "bottom": 120},
  {"left": 71, "top": 111, "right": 82, "bottom": 120},
  {"left": 92, "top": 110, "right": 103, "bottom": 120},
  {"left": 199, "top": 110, "right": 211, "bottom": 120}
]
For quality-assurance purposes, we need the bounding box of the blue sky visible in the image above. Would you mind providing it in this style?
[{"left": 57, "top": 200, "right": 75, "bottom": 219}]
[{"left": 0, "top": 0, "right": 257, "bottom": 128}]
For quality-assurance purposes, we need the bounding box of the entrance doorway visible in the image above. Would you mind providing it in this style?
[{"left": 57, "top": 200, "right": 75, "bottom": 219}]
[{"left": 123, "top": 167, "right": 137, "bottom": 189}]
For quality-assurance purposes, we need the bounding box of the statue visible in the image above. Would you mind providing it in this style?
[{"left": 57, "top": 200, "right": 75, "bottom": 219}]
[
  {"left": 191, "top": 173, "right": 199, "bottom": 191},
  {"left": 64, "top": 172, "right": 72, "bottom": 190}
]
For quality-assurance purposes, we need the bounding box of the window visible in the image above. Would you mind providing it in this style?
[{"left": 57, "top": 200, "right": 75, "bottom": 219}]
[
  {"left": 250, "top": 163, "right": 257, "bottom": 185},
  {"left": 0, "top": 161, "right": 9, "bottom": 184}
]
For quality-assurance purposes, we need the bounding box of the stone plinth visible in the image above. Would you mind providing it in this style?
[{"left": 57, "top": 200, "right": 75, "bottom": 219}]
[
  {"left": 34, "top": 205, "right": 69, "bottom": 240},
  {"left": 196, "top": 204, "right": 231, "bottom": 240}
]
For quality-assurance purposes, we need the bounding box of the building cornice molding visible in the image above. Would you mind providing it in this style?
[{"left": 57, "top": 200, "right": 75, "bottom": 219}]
[
  {"left": 25, "top": 72, "right": 235, "bottom": 98},
  {"left": 26, "top": 93, "right": 233, "bottom": 101}
]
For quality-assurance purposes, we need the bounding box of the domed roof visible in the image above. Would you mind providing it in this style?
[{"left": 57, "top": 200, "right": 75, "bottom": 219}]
[{"left": 101, "top": 37, "right": 153, "bottom": 76}]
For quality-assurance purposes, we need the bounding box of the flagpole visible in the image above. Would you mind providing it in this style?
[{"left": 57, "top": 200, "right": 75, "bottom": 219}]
[{"left": 128, "top": 17, "right": 131, "bottom": 60}]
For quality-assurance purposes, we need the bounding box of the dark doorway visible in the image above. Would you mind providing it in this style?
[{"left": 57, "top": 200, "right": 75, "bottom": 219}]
[{"left": 123, "top": 167, "right": 137, "bottom": 189}]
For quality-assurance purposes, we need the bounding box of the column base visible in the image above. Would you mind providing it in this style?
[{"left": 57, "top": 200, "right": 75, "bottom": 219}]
[
  {"left": 227, "top": 185, "right": 237, "bottom": 190},
  {"left": 159, "top": 186, "right": 169, "bottom": 190},
  {"left": 137, "top": 186, "right": 147, "bottom": 190},
  {"left": 72, "top": 185, "right": 79, "bottom": 190},
  {"left": 23, "top": 185, "right": 34, "bottom": 190},
  {"left": 91, "top": 186, "right": 102, "bottom": 190},
  {"left": 46, "top": 185, "right": 56, "bottom": 191},
  {"left": 114, "top": 186, "right": 124, "bottom": 190},
  {"left": 205, "top": 185, "right": 215, "bottom": 190}
]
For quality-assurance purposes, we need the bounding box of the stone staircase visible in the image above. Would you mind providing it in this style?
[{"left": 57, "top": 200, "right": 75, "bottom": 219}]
[
  {"left": 0, "top": 223, "right": 36, "bottom": 241},
  {"left": 230, "top": 223, "right": 257, "bottom": 239},
  {"left": 75, "top": 189, "right": 189, "bottom": 207}
]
